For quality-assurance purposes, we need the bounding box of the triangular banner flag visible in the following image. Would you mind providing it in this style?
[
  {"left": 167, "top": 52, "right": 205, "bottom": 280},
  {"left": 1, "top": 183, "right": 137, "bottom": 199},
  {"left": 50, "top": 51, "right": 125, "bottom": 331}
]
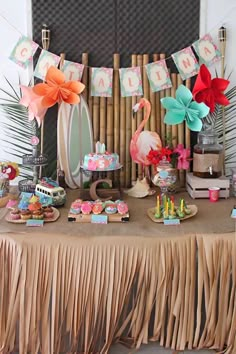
[
  {"left": 34, "top": 49, "right": 60, "bottom": 80},
  {"left": 119, "top": 67, "right": 143, "bottom": 97},
  {"left": 62, "top": 60, "right": 84, "bottom": 81},
  {"left": 172, "top": 47, "right": 199, "bottom": 80},
  {"left": 145, "top": 59, "right": 172, "bottom": 92},
  {"left": 192, "top": 34, "right": 221, "bottom": 66},
  {"left": 9, "top": 36, "right": 39, "bottom": 69},
  {"left": 91, "top": 67, "right": 113, "bottom": 97}
]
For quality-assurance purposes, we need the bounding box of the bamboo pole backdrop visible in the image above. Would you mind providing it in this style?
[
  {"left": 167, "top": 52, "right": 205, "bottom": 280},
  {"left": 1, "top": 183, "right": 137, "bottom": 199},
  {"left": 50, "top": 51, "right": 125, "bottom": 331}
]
[{"left": 80, "top": 52, "right": 192, "bottom": 188}]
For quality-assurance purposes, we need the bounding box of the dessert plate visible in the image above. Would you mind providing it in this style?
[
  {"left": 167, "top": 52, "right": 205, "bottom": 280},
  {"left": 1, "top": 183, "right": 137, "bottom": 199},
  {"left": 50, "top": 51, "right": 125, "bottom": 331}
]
[{"left": 5, "top": 207, "right": 60, "bottom": 224}]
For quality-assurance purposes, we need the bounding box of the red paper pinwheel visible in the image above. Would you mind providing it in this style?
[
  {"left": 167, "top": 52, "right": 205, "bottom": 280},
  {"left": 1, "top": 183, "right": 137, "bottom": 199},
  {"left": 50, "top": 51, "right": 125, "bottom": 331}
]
[{"left": 192, "top": 64, "right": 230, "bottom": 112}]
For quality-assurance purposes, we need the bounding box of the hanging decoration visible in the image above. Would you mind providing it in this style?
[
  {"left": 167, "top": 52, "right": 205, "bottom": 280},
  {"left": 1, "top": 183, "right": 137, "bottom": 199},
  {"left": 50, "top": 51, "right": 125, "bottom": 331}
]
[
  {"left": 119, "top": 67, "right": 143, "bottom": 97},
  {"left": 145, "top": 59, "right": 172, "bottom": 92},
  {"left": 61, "top": 60, "right": 84, "bottom": 81},
  {"left": 192, "top": 64, "right": 230, "bottom": 113},
  {"left": 34, "top": 49, "right": 61, "bottom": 80},
  {"left": 9, "top": 35, "right": 39, "bottom": 68},
  {"left": 171, "top": 47, "right": 199, "bottom": 80},
  {"left": 33, "top": 66, "right": 85, "bottom": 107},
  {"left": 91, "top": 67, "right": 113, "bottom": 97},
  {"left": 192, "top": 34, "right": 222, "bottom": 66},
  {"left": 161, "top": 84, "right": 210, "bottom": 131}
]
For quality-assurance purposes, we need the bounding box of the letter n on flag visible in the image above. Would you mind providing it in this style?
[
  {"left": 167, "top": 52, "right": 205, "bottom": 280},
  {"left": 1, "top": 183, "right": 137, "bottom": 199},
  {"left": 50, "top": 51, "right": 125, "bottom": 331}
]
[
  {"left": 172, "top": 47, "right": 199, "bottom": 80},
  {"left": 9, "top": 36, "right": 39, "bottom": 69},
  {"left": 91, "top": 67, "right": 113, "bottom": 97},
  {"left": 192, "top": 34, "right": 221, "bottom": 66},
  {"left": 119, "top": 67, "right": 143, "bottom": 97}
]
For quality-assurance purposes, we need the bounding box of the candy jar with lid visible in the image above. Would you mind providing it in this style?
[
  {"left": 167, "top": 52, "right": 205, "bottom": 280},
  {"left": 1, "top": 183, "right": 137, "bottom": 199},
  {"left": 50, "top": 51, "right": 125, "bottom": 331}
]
[
  {"left": 193, "top": 130, "right": 223, "bottom": 178},
  {"left": 152, "top": 157, "right": 176, "bottom": 196}
]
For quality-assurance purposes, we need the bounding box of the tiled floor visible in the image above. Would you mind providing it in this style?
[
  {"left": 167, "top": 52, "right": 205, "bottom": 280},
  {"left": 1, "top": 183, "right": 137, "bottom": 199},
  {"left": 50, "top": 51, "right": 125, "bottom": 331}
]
[{"left": 110, "top": 342, "right": 212, "bottom": 354}]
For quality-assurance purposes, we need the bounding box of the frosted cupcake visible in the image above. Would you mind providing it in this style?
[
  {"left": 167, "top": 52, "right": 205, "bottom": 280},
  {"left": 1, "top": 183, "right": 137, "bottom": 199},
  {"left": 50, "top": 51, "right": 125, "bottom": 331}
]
[
  {"left": 43, "top": 206, "right": 54, "bottom": 219},
  {"left": 20, "top": 210, "right": 32, "bottom": 220},
  {"left": 105, "top": 203, "right": 117, "bottom": 214},
  {"left": 117, "top": 202, "right": 129, "bottom": 215},
  {"left": 10, "top": 209, "right": 20, "bottom": 220},
  {"left": 32, "top": 210, "right": 44, "bottom": 220}
]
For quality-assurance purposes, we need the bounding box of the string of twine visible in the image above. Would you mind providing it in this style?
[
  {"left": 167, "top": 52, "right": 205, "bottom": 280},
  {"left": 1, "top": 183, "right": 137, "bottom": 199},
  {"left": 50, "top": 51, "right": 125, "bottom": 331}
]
[{"left": 0, "top": 7, "right": 236, "bottom": 71}]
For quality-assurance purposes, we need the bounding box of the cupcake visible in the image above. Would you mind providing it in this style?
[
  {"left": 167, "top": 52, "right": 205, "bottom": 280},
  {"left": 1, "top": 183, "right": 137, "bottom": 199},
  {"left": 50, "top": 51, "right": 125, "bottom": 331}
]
[
  {"left": 20, "top": 210, "right": 32, "bottom": 220},
  {"left": 70, "top": 200, "right": 82, "bottom": 214},
  {"left": 10, "top": 209, "right": 20, "bottom": 220},
  {"left": 32, "top": 210, "right": 44, "bottom": 220},
  {"left": 43, "top": 206, "right": 54, "bottom": 219}
]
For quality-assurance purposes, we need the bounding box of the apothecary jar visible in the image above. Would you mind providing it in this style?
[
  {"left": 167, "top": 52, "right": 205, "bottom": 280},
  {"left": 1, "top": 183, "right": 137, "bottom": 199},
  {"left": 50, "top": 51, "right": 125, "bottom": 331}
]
[{"left": 193, "top": 130, "right": 223, "bottom": 178}]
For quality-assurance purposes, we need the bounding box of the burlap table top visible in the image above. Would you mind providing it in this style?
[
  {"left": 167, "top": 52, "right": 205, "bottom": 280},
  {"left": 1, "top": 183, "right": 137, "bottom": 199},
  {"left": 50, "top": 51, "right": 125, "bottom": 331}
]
[{"left": 0, "top": 189, "right": 235, "bottom": 237}]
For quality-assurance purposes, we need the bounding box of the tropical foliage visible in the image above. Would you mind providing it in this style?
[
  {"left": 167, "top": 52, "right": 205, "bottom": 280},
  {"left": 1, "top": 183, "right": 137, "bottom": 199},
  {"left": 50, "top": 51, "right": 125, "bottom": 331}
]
[
  {"left": 203, "top": 85, "right": 236, "bottom": 176},
  {"left": 0, "top": 78, "right": 57, "bottom": 180}
]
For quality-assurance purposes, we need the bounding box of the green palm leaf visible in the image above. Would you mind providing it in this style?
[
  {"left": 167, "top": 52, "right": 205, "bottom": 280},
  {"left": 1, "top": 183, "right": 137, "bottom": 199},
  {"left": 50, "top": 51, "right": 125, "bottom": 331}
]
[{"left": 204, "top": 86, "right": 236, "bottom": 176}]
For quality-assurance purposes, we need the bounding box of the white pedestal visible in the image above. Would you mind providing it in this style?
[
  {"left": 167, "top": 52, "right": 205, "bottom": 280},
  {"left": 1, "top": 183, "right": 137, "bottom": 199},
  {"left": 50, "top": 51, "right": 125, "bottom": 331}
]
[{"left": 186, "top": 172, "right": 230, "bottom": 199}]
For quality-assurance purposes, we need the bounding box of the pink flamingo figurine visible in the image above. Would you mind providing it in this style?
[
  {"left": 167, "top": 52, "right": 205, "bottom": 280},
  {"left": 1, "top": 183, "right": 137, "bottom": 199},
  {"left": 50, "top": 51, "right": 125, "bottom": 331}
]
[{"left": 130, "top": 98, "right": 162, "bottom": 167}]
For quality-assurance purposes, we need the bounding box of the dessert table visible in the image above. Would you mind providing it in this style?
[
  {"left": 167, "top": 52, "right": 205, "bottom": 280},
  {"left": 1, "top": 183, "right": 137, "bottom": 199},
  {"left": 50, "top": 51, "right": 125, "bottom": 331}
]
[{"left": 0, "top": 190, "right": 235, "bottom": 354}]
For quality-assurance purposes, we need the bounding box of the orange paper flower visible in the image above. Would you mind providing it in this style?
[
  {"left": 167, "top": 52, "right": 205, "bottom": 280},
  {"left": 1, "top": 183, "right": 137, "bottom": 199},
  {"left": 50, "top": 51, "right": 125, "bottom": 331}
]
[{"left": 33, "top": 66, "right": 85, "bottom": 107}]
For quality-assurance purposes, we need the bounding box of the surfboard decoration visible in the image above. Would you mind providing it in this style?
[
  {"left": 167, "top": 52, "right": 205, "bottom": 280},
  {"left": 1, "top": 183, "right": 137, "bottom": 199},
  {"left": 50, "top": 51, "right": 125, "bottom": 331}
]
[{"left": 57, "top": 97, "right": 93, "bottom": 188}]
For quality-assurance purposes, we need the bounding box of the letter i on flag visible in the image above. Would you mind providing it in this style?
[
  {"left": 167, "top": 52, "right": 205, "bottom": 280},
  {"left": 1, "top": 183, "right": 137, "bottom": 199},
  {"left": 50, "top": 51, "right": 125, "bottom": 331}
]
[
  {"left": 192, "top": 34, "right": 221, "bottom": 66},
  {"left": 172, "top": 47, "right": 199, "bottom": 80},
  {"left": 119, "top": 67, "right": 143, "bottom": 97},
  {"left": 91, "top": 67, "right": 113, "bottom": 97},
  {"left": 145, "top": 59, "right": 172, "bottom": 92},
  {"left": 9, "top": 36, "right": 39, "bottom": 69},
  {"left": 34, "top": 49, "right": 61, "bottom": 80}
]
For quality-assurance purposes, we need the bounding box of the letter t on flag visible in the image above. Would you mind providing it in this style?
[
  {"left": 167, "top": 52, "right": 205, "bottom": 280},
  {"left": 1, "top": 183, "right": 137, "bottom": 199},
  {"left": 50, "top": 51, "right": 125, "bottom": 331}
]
[{"left": 172, "top": 47, "right": 199, "bottom": 80}]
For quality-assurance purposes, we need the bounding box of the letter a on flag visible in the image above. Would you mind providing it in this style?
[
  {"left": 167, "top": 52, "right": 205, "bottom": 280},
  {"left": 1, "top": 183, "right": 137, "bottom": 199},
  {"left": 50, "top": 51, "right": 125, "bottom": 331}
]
[
  {"left": 172, "top": 47, "right": 199, "bottom": 80},
  {"left": 192, "top": 34, "right": 221, "bottom": 66}
]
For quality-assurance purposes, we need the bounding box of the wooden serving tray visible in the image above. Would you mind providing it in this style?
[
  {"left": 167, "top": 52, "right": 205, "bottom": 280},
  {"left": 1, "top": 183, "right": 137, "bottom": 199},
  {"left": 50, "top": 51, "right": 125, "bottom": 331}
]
[
  {"left": 68, "top": 212, "right": 129, "bottom": 223},
  {"left": 147, "top": 205, "right": 198, "bottom": 223},
  {"left": 5, "top": 207, "right": 60, "bottom": 224}
]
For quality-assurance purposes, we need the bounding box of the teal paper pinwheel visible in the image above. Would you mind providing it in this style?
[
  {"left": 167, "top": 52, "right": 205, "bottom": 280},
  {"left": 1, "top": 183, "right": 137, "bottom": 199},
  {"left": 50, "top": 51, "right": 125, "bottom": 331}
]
[{"left": 161, "top": 84, "right": 209, "bottom": 131}]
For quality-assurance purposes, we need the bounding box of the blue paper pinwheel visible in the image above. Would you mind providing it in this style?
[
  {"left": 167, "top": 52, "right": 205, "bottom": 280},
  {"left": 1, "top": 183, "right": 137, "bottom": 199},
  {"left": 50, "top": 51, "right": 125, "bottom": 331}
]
[{"left": 161, "top": 85, "right": 210, "bottom": 132}]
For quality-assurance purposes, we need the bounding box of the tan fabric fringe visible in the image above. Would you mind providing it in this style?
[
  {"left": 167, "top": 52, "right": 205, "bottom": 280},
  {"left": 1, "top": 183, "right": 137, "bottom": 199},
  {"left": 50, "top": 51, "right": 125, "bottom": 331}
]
[{"left": 0, "top": 232, "right": 235, "bottom": 354}]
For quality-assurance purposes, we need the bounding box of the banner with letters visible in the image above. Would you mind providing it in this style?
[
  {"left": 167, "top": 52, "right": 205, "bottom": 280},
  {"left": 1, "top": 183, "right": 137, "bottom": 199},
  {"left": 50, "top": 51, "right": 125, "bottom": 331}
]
[{"left": 9, "top": 32, "right": 222, "bottom": 97}]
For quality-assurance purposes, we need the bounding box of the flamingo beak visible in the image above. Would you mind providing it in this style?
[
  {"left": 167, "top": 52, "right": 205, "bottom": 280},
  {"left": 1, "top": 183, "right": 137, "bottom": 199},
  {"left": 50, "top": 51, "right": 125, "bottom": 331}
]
[{"left": 132, "top": 103, "right": 140, "bottom": 117}]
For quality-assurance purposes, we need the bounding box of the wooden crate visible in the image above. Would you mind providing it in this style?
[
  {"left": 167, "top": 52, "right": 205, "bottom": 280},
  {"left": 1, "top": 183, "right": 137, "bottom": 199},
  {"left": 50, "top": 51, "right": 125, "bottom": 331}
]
[
  {"left": 186, "top": 172, "right": 230, "bottom": 199},
  {"left": 68, "top": 211, "right": 129, "bottom": 223}
]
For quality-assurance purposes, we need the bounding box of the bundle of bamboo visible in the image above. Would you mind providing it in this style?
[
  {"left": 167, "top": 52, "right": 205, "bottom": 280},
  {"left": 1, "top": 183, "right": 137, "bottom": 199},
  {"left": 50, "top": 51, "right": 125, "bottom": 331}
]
[{"left": 80, "top": 52, "right": 192, "bottom": 188}]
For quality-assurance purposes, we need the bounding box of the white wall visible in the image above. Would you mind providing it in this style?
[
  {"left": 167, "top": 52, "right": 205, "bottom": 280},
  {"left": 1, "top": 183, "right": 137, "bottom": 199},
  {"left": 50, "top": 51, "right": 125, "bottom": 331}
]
[
  {"left": 0, "top": 0, "right": 31, "bottom": 162},
  {"left": 200, "top": 0, "right": 236, "bottom": 87}
]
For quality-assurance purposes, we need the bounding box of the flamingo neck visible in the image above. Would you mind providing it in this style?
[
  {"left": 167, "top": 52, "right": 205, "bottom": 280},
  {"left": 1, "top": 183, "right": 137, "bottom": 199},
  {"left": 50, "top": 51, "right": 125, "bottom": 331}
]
[{"left": 137, "top": 99, "right": 151, "bottom": 134}]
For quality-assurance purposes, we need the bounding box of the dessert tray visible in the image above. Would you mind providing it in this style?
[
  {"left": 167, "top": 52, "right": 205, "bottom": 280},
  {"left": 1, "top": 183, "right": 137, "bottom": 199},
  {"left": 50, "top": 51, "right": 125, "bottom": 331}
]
[
  {"left": 5, "top": 207, "right": 60, "bottom": 224},
  {"left": 147, "top": 205, "right": 198, "bottom": 223}
]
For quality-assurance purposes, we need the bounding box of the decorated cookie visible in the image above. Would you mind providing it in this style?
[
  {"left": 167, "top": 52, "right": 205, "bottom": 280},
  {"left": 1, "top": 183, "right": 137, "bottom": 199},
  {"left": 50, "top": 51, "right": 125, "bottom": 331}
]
[
  {"left": 117, "top": 202, "right": 128, "bottom": 215},
  {"left": 92, "top": 202, "right": 103, "bottom": 215},
  {"left": 105, "top": 203, "right": 117, "bottom": 214},
  {"left": 81, "top": 202, "right": 92, "bottom": 215}
]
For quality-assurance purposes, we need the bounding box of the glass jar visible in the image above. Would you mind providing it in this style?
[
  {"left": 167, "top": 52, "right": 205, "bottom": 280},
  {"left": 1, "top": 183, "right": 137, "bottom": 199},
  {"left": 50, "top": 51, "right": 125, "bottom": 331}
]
[
  {"left": 152, "top": 158, "right": 176, "bottom": 195},
  {"left": 193, "top": 130, "right": 223, "bottom": 178}
]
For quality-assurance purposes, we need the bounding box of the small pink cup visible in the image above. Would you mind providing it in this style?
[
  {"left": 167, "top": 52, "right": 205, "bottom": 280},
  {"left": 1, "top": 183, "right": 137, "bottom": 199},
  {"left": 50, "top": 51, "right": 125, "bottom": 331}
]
[{"left": 208, "top": 187, "right": 220, "bottom": 202}]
